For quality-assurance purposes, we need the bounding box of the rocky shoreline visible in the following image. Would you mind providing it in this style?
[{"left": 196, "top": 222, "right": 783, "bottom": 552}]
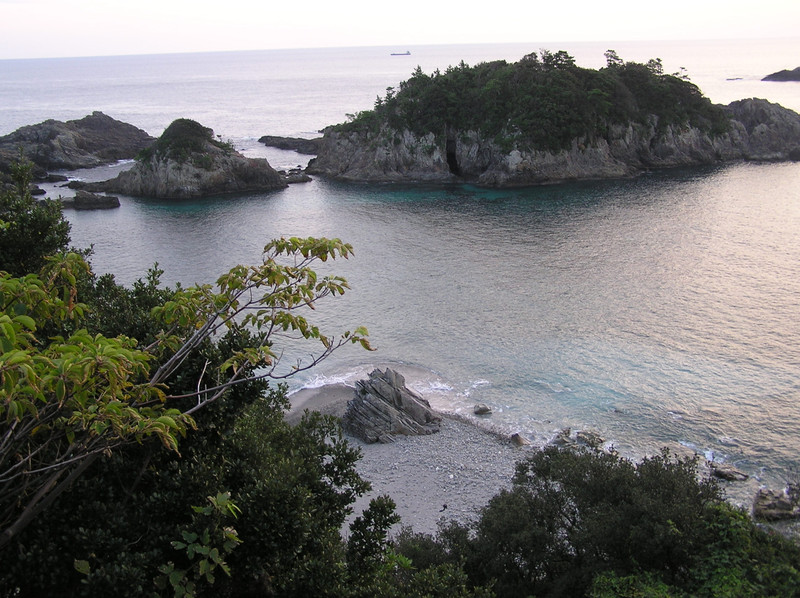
[
  {"left": 287, "top": 382, "right": 525, "bottom": 534},
  {"left": 307, "top": 98, "right": 800, "bottom": 187},
  {"left": 288, "top": 376, "right": 800, "bottom": 538}
]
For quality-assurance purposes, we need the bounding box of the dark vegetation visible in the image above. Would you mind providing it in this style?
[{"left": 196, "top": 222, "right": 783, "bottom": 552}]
[
  {"left": 395, "top": 446, "right": 800, "bottom": 597},
  {"left": 336, "top": 50, "right": 730, "bottom": 152},
  {"left": 136, "top": 118, "right": 235, "bottom": 166},
  {"left": 1, "top": 158, "right": 799, "bottom": 596}
]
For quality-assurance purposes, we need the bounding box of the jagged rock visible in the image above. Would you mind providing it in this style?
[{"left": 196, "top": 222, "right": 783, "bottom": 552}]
[
  {"left": 511, "top": 433, "right": 531, "bottom": 447},
  {"left": 281, "top": 168, "right": 312, "bottom": 183},
  {"left": 342, "top": 368, "right": 441, "bottom": 443},
  {"left": 259, "top": 135, "right": 322, "bottom": 154},
  {"left": 87, "top": 119, "right": 287, "bottom": 199},
  {"left": 709, "top": 462, "right": 749, "bottom": 482},
  {"left": 59, "top": 190, "right": 120, "bottom": 210},
  {"left": 753, "top": 487, "right": 800, "bottom": 521},
  {"left": 307, "top": 99, "right": 800, "bottom": 187},
  {"left": 762, "top": 67, "right": 800, "bottom": 82},
  {"left": 473, "top": 403, "right": 492, "bottom": 415},
  {"left": 576, "top": 429, "right": 605, "bottom": 449},
  {"left": 550, "top": 427, "right": 572, "bottom": 446},
  {"left": 0, "top": 111, "right": 154, "bottom": 170}
]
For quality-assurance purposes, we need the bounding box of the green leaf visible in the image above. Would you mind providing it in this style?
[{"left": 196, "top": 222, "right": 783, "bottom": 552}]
[{"left": 73, "top": 559, "right": 90, "bottom": 576}]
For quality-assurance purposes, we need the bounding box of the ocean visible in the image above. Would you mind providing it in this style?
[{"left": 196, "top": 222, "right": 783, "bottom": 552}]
[{"left": 2, "top": 39, "right": 799, "bottom": 500}]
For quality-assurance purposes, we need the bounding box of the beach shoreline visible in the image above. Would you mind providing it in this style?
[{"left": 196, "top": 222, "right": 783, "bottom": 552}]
[{"left": 289, "top": 382, "right": 529, "bottom": 535}]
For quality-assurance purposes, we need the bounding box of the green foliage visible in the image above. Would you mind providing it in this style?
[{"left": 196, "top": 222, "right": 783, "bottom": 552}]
[
  {"left": 395, "top": 446, "right": 800, "bottom": 598},
  {"left": 154, "top": 492, "right": 242, "bottom": 598},
  {"left": 0, "top": 158, "right": 71, "bottom": 277},
  {"left": 346, "top": 495, "right": 402, "bottom": 579},
  {"left": 0, "top": 235, "right": 372, "bottom": 553},
  {"left": 334, "top": 50, "right": 730, "bottom": 153},
  {"left": 136, "top": 118, "right": 235, "bottom": 165}
]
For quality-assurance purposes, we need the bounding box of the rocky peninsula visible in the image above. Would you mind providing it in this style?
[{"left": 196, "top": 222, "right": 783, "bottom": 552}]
[
  {"left": 0, "top": 111, "right": 153, "bottom": 173},
  {"left": 85, "top": 118, "right": 288, "bottom": 199},
  {"left": 763, "top": 66, "right": 800, "bottom": 82},
  {"left": 307, "top": 51, "right": 800, "bottom": 187}
]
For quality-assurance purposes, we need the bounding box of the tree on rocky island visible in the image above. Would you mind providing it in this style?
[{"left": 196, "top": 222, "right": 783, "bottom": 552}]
[
  {"left": 334, "top": 49, "right": 729, "bottom": 153},
  {"left": 86, "top": 118, "right": 288, "bottom": 199}
]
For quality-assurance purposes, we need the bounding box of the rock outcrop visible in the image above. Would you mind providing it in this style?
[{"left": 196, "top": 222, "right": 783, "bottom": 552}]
[
  {"left": 342, "top": 368, "right": 441, "bottom": 443},
  {"left": 709, "top": 461, "right": 749, "bottom": 482},
  {"left": 258, "top": 135, "right": 322, "bottom": 155},
  {"left": 753, "top": 487, "right": 800, "bottom": 521},
  {"left": 59, "top": 190, "right": 120, "bottom": 210},
  {"left": 307, "top": 98, "right": 800, "bottom": 187},
  {"left": 0, "top": 112, "right": 154, "bottom": 171},
  {"left": 762, "top": 67, "right": 800, "bottom": 82},
  {"left": 87, "top": 119, "right": 287, "bottom": 199}
]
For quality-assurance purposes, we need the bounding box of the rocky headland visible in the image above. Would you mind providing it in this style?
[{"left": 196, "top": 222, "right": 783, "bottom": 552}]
[
  {"left": 258, "top": 135, "right": 322, "bottom": 155},
  {"left": 307, "top": 51, "right": 800, "bottom": 187},
  {"left": 308, "top": 98, "right": 800, "bottom": 187},
  {"left": 0, "top": 111, "right": 154, "bottom": 173},
  {"left": 763, "top": 66, "right": 800, "bottom": 82},
  {"left": 84, "top": 118, "right": 288, "bottom": 199}
]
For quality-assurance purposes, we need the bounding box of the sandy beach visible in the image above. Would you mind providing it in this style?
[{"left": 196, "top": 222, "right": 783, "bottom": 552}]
[{"left": 288, "top": 383, "right": 530, "bottom": 536}]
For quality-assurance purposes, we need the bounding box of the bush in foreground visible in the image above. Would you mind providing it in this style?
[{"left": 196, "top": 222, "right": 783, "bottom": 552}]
[{"left": 395, "top": 446, "right": 800, "bottom": 597}]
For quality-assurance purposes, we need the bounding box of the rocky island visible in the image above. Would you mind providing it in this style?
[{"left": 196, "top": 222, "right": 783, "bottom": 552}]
[
  {"left": 307, "top": 50, "right": 800, "bottom": 186},
  {"left": 85, "top": 118, "right": 288, "bottom": 199}
]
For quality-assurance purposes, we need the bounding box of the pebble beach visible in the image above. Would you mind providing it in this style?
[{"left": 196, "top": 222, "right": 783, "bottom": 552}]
[{"left": 288, "top": 383, "right": 528, "bottom": 535}]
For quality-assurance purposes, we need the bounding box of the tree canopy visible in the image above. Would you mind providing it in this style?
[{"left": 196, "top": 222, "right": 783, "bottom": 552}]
[{"left": 336, "top": 50, "right": 729, "bottom": 152}]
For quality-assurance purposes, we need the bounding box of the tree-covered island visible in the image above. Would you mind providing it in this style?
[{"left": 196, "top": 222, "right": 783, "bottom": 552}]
[{"left": 307, "top": 50, "right": 800, "bottom": 186}]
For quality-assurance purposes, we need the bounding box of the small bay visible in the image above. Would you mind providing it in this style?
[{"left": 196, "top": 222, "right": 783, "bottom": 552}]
[{"left": 3, "top": 39, "right": 799, "bottom": 496}]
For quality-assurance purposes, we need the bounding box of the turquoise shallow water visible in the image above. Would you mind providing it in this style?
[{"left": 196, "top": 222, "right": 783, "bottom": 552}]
[{"left": 3, "top": 40, "right": 799, "bottom": 494}]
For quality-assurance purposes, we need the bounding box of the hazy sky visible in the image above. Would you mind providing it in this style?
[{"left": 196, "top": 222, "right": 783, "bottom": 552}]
[{"left": 1, "top": 0, "right": 798, "bottom": 59}]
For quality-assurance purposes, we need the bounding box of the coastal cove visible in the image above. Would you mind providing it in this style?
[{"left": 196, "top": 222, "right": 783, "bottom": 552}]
[
  {"left": 4, "top": 39, "right": 799, "bottom": 505},
  {"left": 57, "top": 159, "right": 800, "bottom": 505}
]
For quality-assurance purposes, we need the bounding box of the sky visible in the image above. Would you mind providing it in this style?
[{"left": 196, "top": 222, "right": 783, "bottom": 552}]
[{"left": 1, "top": 0, "right": 799, "bottom": 60}]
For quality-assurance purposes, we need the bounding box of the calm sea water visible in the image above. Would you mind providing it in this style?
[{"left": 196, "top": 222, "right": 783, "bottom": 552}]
[{"left": 2, "top": 40, "right": 799, "bottom": 498}]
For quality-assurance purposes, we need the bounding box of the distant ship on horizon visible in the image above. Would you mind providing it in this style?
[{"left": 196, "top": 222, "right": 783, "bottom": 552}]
[{"left": 390, "top": 50, "right": 411, "bottom": 56}]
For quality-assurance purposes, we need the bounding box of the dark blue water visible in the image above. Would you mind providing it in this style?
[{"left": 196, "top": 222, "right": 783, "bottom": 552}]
[{"left": 3, "top": 40, "right": 800, "bottom": 499}]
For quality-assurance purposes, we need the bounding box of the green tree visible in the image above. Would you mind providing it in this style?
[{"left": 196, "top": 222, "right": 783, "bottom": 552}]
[
  {"left": 0, "top": 237, "right": 372, "bottom": 551},
  {"left": 0, "top": 158, "right": 71, "bottom": 277},
  {"left": 395, "top": 446, "right": 800, "bottom": 597}
]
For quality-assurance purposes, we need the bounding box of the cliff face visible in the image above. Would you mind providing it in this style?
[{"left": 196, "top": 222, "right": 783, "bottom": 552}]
[
  {"left": 307, "top": 99, "right": 800, "bottom": 187},
  {"left": 90, "top": 119, "right": 287, "bottom": 199},
  {"left": 98, "top": 149, "right": 287, "bottom": 199}
]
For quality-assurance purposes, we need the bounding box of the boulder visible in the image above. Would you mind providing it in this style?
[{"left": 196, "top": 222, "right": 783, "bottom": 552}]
[
  {"left": 342, "top": 368, "right": 441, "bottom": 443},
  {"left": 87, "top": 118, "right": 287, "bottom": 199},
  {"left": 473, "top": 403, "right": 492, "bottom": 415},
  {"left": 753, "top": 487, "right": 800, "bottom": 521},
  {"left": 550, "top": 427, "right": 572, "bottom": 447},
  {"left": 576, "top": 429, "right": 605, "bottom": 449},
  {"left": 709, "top": 461, "right": 749, "bottom": 482},
  {"left": 511, "top": 432, "right": 531, "bottom": 447},
  {"left": 0, "top": 111, "right": 154, "bottom": 170}
]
